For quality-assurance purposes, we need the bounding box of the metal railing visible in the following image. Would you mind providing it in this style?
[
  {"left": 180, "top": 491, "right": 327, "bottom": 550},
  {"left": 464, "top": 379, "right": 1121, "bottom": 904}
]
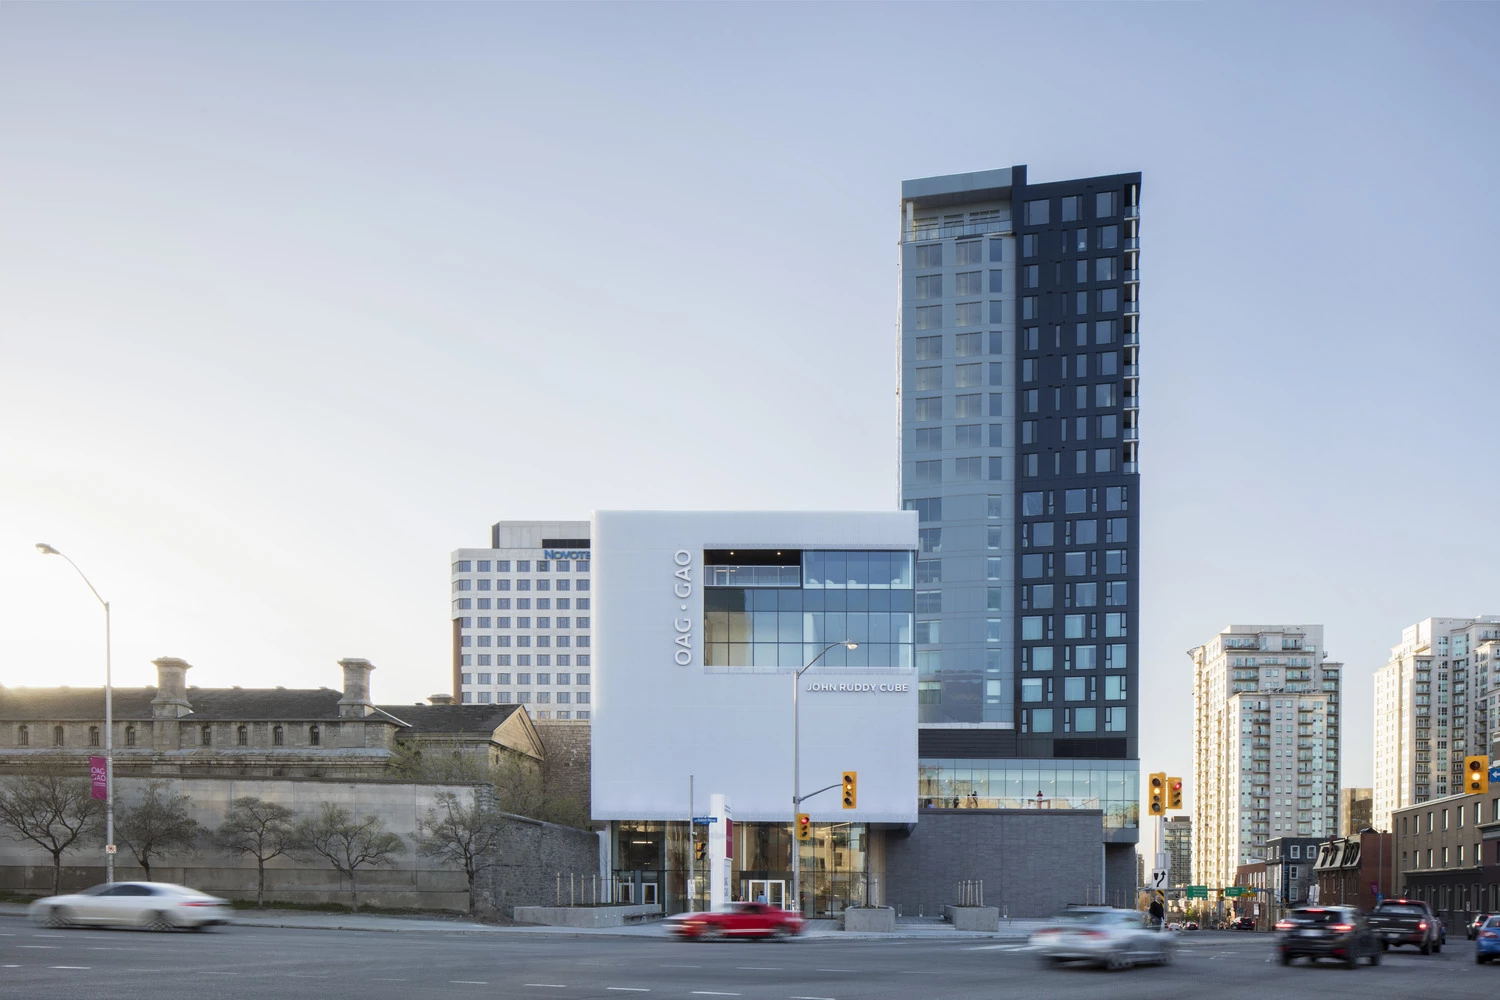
[
  {"left": 905, "top": 218, "right": 1012, "bottom": 243},
  {"left": 956, "top": 879, "right": 985, "bottom": 907}
]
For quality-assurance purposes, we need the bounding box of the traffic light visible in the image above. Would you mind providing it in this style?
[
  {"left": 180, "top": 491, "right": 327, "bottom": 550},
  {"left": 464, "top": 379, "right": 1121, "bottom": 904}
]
[
  {"left": 1466, "top": 755, "right": 1490, "bottom": 795},
  {"left": 842, "top": 771, "right": 858, "bottom": 809},
  {"left": 694, "top": 840, "right": 707, "bottom": 863},
  {"left": 1148, "top": 772, "right": 1166, "bottom": 816},
  {"left": 796, "top": 813, "right": 812, "bottom": 842},
  {"left": 1168, "top": 776, "right": 1184, "bottom": 811}
]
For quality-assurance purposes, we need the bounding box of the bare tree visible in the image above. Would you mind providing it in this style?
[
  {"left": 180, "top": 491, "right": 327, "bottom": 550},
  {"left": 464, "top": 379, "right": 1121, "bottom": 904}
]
[
  {"left": 0, "top": 772, "right": 102, "bottom": 894},
  {"left": 215, "top": 797, "right": 296, "bottom": 905},
  {"left": 116, "top": 780, "right": 201, "bottom": 881},
  {"left": 415, "top": 790, "right": 506, "bottom": 914},
  {"left": 293, "top": 803, "right": 404, "bottom": 912}
]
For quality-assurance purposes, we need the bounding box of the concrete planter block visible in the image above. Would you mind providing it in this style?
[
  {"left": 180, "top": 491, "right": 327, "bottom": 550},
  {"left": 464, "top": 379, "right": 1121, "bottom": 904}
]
[
  {"left": 944, "top": 905, "right": 1000, "bottom": 931},
  {"left": 844, "top": 906, "right": 896, "bottom": 932},
  {"left": 512, "top": 904, "right": 662, "bottom": 928}
]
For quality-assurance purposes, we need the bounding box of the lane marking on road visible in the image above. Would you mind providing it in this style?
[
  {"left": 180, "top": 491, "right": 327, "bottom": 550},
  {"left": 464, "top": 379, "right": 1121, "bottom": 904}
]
[
  {"left": 18, "top": 945, "right": 59, "bottom": 949},
  {"left": 450, "top": 981, "right": 489, "bottom": 985},
  {"left": 524, "top": 985, "right": 569, "bottom": 989},
  {"left": 606, "top": 988, "right": 651, "bottom": 992},
  {"left": 370, "top": 978, "right": 409, "bottom": 982},
  {"left": 789, "top": 996, "right": 837, "bottom": 999},
  {"left": 197, "top": 972, "right": 239, "bottom": 976},
  {"left": 3, "top": 964, "right": 19, "bottom": 968},
  {"left": 691, "top": 993, "right": 741, "bottom": 997},
  {"left": 815, "top": 969, "right": 856, "bottom": 973},
  {"left": 659, "top": 965, "right": 701, "bottom": 968},
  {"left": 737, "top": 966, "right": 783, "bottom": 970},
  {"left": 48, "top": 966, "right": 90, "bottom": 970},
  {"left": 288, "top": 973, "right": 331, "bottom": 978}
]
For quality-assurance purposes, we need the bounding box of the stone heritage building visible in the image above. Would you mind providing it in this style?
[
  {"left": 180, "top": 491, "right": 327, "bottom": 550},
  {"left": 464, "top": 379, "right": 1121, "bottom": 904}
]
[{"left": 0, "top": 656, "right": 547, "bottom": 781}]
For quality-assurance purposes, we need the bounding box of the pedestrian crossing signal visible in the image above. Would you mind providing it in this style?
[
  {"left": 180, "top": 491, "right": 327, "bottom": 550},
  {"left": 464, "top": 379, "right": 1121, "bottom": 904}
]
[
  {"left": 1466, "top": 756, "right": 1489, "bottom": 795},
  {"left": 842, "top": 771, "right": 857, "bottom": 809}
]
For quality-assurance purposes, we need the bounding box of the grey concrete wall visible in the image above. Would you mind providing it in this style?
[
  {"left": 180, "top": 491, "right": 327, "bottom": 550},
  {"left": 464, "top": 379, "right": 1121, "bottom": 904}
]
[
  {"left": 0, "top": 776, "right": 594, "bottom": 914},
  {"left": 883, "top": 810, "right": 1104, "bottom": 918}
]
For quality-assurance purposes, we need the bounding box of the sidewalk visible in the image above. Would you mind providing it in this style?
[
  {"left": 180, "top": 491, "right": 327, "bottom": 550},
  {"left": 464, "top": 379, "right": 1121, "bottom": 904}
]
[{"left": 0, "top": 901, "right": 1042, "bottom": 941}]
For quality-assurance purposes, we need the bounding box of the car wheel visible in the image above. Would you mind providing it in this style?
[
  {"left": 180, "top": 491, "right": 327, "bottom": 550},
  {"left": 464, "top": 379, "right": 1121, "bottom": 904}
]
[
  {"left": 48, "top": 906, "right": 75, "bottom": 929},
  {"left": 1368, "top": 947, "right": 1381, "bottom": 966},
  {"left": 699, "top": 923, "right": 723, "bottom": 942},
  {"left": 1420, "top": 940, "right": 1431, "bottom": 955},
  {"left": 1279, "top": 950, "right": 1292, "bottom": 966},
  {"left": 144, "top": 910, "right": 176, "bottom": 933},
  {"left": 1435, "top": 941, "right": 1442, "bottom": 953},
  {"left": 1380, "top": 939, "right": 1389, "bottom": 951},
  {"left": 1158, "top": 943, "right": 1173, "bottom": 966},
  {"left": 1477, "top": 954, "right": 1487, "bottom": 965},
  {"left": 1105, "top": 950, "right": 1130, "bottom": 971},
  {"left": 772, "top": 926, "right": 792, "bottom": 941}
]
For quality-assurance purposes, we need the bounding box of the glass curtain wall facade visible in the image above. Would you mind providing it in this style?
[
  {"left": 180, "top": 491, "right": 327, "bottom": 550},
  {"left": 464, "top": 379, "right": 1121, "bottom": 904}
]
[{"left": 899, "top": 166, "right": 1142, "bottom": 865}]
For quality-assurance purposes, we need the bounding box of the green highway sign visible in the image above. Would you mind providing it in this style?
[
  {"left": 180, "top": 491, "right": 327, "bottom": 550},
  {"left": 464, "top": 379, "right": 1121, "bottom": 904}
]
[
  {"left": 1224, "top": 886, "right": 1247, "bottom": 897},
  {"left": 1186, "top": 885, "right": 1208, "bottom": 899}
]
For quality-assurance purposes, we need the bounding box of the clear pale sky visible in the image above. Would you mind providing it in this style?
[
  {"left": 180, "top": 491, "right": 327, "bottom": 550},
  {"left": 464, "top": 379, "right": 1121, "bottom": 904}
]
[{"left": 2, "top": 3, "right": 1497, "bottom": 801}]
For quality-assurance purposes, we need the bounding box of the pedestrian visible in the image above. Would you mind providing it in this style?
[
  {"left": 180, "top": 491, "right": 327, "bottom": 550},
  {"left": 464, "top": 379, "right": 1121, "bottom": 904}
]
[{"left": 1148, "top": 895, "right": 1165, "bottom": 931}]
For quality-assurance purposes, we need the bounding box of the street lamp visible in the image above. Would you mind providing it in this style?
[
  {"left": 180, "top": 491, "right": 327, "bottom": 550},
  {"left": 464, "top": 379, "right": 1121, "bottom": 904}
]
[
  {"left": 36, "top": 543, "right": 115, "bottom": 883},
  {"left": 791, "top": 639, "right": 857, "bottom": 917}
]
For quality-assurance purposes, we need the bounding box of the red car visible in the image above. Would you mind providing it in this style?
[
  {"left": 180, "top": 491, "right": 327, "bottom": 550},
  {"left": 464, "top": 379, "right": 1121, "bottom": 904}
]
[{"left": 665, "top": 902, "right": 806, "bottom": 940}]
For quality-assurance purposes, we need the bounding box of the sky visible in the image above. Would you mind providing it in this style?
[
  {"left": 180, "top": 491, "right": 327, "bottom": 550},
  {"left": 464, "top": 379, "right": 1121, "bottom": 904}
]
[{"left": 2, "top": 3, "right": 1498, "bottom": 806}]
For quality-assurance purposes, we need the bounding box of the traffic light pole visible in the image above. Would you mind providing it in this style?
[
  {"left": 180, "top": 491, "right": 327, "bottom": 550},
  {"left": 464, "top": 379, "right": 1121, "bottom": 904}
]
[
  {"left": 687, "top": 774, "right": 694, "bottom": 913},
  {"left": 792, "top": 641, "right": 856, "bottom": 916}
]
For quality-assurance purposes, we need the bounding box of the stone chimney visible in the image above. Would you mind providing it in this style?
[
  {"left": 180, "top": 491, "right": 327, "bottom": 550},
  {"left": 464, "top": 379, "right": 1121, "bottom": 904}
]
[
  {"left": 337, "top": 658, "right": 375, "bottom": 718},
  {"left": 429, "top": 693, "right": 454, "bottom": 706},
  {"left": 150, "top": 657, "right": 192, "bottom": 718}
]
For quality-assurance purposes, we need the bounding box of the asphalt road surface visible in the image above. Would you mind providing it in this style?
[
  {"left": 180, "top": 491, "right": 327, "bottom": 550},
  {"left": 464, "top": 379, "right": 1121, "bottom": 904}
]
[{"left": 3, "top": 917, "right": 1499, "bottom": 999}]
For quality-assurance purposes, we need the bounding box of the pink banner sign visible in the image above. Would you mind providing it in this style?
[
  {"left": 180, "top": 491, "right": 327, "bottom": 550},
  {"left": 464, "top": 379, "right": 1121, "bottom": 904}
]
[{"left": 89, "top": 756, "right": 107, "bottom": 800}]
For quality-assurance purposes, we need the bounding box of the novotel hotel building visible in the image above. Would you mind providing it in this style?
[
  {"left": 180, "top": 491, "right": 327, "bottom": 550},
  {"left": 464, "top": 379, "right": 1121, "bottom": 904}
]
[{"left": 591, "top": 510, "right": 919, "bottom": 916}]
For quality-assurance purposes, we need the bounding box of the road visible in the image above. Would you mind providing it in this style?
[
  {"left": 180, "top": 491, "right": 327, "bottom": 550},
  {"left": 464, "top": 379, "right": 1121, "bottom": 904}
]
[{"left": 3, "top": 916, "right": 1499, "bottom": 999}]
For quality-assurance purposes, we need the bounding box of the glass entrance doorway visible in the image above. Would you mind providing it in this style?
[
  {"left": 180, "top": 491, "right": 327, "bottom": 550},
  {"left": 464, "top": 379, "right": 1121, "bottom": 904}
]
[{"left": 743, "top": 879, "right": 788, "bottom": 909}]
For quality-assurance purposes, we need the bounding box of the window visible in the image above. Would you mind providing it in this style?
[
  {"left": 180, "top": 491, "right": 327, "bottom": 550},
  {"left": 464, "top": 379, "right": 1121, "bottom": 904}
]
[
  {"left": 1075, "top": 707, "right": 1097, "bottom": 732},
  {"left": 1022, "top": 296, "right": 1038, "bottom": 320},
  {"left": 1075, "top": 259, "right": 1089, "bottom": 283},
  {"left": 1095, "top": 319, "right": 1116, "bottom": 344},
  {"left": 917, "top": 560, "right": 941, "bottom": 585},
  {"left": 1074, "top": 291, "right": 1088, "bottom": 315},
  {"left": 1022, "top": 233, "right": 1039, "bottom": 257},
  {"left": 1031, "top": 709, "right": 1054, "bottom": 733},
  {"left": 905, "top": 497, "right": 942, "bottom": 522},
  {"left": 955, "top": 302, "right": 981, "bottom": 327},
  {"left": 915, "top": 335, "right": 942, "bottom": 361},
  {"left": 955, "top": 331, "right": 982, "bottom": 356},
  {"left": 53, "top": 725, "right": 64, "bottom": 747},
  {"left": 914, "top": 367, "right": 942, "bottom": 391},
  {"left": 124, "top": 725, "right": 135, "bottom": 747},
  {"left": 914, "top": 397, "right": 942, "bottom": 421},
  {"left": 1065, "top": 489, "right": 1088, "bottom": 513},
  {"left": 1025, "top": 199, "right": 1050, "bottom": 225},
  {"left": 915, "top": 243, "right": 942, "bottom": 268},
  {"left": 1105, "top": 707, "right": 1127, "bottom": 731},
  {"left": 1106, "top": 675, "right": 1128, "bottom": 700},
  {"left": 1023, "top": 264, "right": 1040, "bottom": 289},
  {"left": 1022, "top": 678, "right": 1042, "bottom": 702},
  {"left": 955, "top": 363, "right": 982, "bottom": 387},
  {"left": 89, "top": 726, "right": 100, "bottom": 747},
  {"left": 914, "top": 460, "right": 941, "bottom": 484},
  {"left": 1099, "top": 288, "right": 1119, "bottom": 311},
  {"left": 915, "top": 274, "right": 942, "bottom": 299},
  {"left": 956, "top": 241, "right": 981, "bottom": 265},
  {"left": 988, "top": 269, "right": 1004, "bottom": 294},
  {"left": 309, "top": 724, "right": 321, "bottom": 746},
  {"left": 273, "top": 726, "right": 284, "bottom": 746},
  {"left": 1105, "top": 613, "right": 1128, "bottom": 637},
  {"left": 955, "top": 424, "right": 981, "bottom": 448},
  {"left": 17, "top": 725, "right": 28, "bottom": 746},
  {"left": 956, "top": 271, "right": 981, "bottom": 296},
  {"left": 1061, "top": 195, "right": 1083, "bottom": 222},
  {"left": 1099, "top": 225, "right": 1118, "bottom": 249},
  {"left": 1095, "top": 448, "right": 1115, "bottom": 472},
  {"left": 201, "top": 725, "right": 212, "bottom": 747},
  {"left": 955, "top": 394, "right": 981, "bottom": 418},
  {"left": 915, "top": 305, "right": 941, "bottom": 330},
  {"left": 1096, "top": 383, "right": 1118, "bottom": 407},
  {"left": 1096, "top": 191, "right": 1118, "bottom": 217},
  {"left": 913, "top": 427, "right": 941, "bottom": 451},
  {"left": 1095, "top": 257, "right": 1118, "bottom": 281},
  {"left": 919, "top": 528, "right": 942, "bottom": 554},
  {"left": 954, "top": 457, "right": 981, "bottom": 480}
]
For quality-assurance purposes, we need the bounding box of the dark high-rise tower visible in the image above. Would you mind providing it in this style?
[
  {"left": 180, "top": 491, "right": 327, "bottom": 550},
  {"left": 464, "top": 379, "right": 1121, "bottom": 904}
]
[{"left": 898, "top": 166, "right": 1142, "bottom": 894}]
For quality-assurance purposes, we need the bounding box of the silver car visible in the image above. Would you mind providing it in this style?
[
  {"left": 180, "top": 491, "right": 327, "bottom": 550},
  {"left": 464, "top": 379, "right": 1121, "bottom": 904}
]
[
  {"left": 1030, "top": 906, "right": 1174, "bottom": 970},
  {"left": 29, "top": 881, "right": 231, "bottom": 931}
]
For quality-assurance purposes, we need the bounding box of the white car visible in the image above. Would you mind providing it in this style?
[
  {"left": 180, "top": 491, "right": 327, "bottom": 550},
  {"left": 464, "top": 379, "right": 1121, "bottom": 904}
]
[
  {"left": 1029, "top": 907, "right": 1174, "bottom": 970},
  {"left": 29, "top": 881, "right": 231, "bottom": 931}
]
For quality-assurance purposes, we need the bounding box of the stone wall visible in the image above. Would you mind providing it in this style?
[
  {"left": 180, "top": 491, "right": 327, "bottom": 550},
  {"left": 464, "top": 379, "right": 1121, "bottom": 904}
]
[
  {"left": 533, "top": 720, "right": 591, "bottom": 819},
  {"left": 0, "top": 775, "right": 597, "bottom": 914},
  {"left": 474, "top": 813, "right": 604, "bottom": 916},
  {"left": 883, "top": 809, "right": 1106, "bottom": 918}
]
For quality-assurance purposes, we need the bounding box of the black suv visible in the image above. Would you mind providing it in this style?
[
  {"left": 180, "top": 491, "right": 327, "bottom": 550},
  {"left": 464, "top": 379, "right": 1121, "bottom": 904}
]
[{"left": 1276, "top": 906, "right": 1381, "bottom": 968}]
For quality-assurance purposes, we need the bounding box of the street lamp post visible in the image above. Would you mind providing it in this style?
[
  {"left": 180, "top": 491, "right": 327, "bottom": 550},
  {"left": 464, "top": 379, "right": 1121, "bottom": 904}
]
[
  {"left": 36, "top": 543, "right": 114, "bottom": 883},
  {"left": 791, "top": 639, "right": 857, "bottom": 917}
]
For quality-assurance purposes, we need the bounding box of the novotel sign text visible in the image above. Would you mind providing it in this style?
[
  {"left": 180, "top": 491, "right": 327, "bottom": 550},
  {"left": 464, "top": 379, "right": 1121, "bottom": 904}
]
[
  {"left": 544, "top": 549, "right": 590, "bottom": 560},
  {"left": 806, "top": 682, "right": 910, "bottom": 693}
]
